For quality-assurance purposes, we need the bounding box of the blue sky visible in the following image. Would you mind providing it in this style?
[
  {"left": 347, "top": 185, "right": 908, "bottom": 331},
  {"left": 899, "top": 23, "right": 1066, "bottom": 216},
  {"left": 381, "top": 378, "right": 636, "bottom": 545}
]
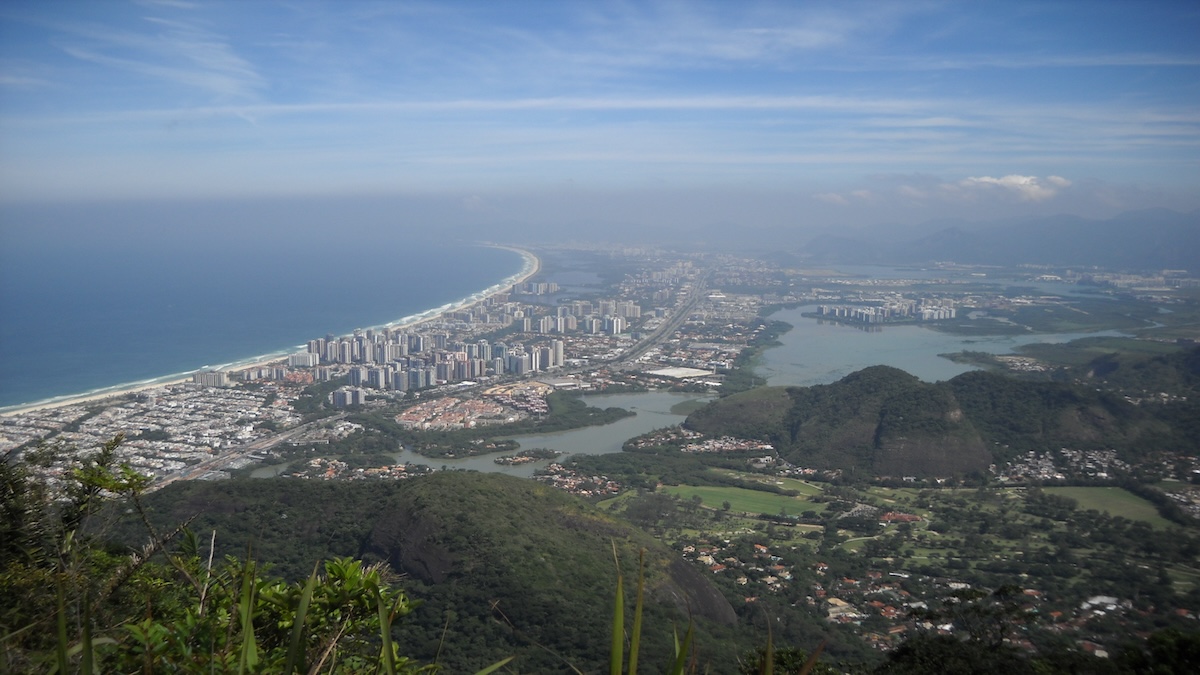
[{"left": 1, "top": 1, "right": 1198, "bottom": 230}]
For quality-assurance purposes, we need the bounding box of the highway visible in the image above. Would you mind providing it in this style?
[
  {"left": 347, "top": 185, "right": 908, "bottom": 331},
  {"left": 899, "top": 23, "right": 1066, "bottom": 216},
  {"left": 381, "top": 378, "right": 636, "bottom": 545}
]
[{"left": 616, "top": 269, "right": 711, "bottom": 366}]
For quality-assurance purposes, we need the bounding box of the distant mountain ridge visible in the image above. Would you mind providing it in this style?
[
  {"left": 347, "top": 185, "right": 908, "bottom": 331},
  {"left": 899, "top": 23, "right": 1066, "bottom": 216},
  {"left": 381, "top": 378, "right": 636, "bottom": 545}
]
[{"left": 800, "top": 208, "right": 1200, "bottom": 270}]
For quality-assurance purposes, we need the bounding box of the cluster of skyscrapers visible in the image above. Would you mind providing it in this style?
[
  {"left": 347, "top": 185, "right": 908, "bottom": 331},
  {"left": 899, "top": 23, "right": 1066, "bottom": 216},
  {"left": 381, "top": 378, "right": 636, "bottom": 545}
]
[
  {"left": 191, "top": 294, "right": 644, "bottom": 402},
  {"left": 296, "top": 329, "right": 567, "bottom": 393},
  {"left": 816, "top": 301, "right": 957, "bottom": 323}
]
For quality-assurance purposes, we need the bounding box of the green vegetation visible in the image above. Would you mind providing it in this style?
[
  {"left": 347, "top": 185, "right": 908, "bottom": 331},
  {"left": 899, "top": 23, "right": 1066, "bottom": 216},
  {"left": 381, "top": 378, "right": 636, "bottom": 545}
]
[
  {"left": 684, "top": 386, "right": 793, "bottom": 445},
  {"left": 7, "top": 426, "right": 1199, "bottom": 673},
  {"left": 102, "top": 473, "right": 749, "bottom": 673},
  {"left": 0, "top": 436, "right": 439, "bottom": 673},
  {"left": 292, "top": 376, "right": 349, "bottom": 418},
  {"left": 688, "top": 366, "right": 992, "bottom": 476},
  {"left": 592, "top": 464, "right": 1200, "bottom": 666},
  {"left": 662, "top": 483, "right": 825, "bottom": 518},
  {"left": 931, "top": 295, "right": 1174, "bottom": 336},
  {"left": 1043, "top": 486, "right": 1174, "bottom": 529},
  {"left": 1021, "top": 336, "right": 1184, "bottom": 368},
  {"left": 668, "top": 398, "right": 711, "bottom": 415},
  {"left": 682, "top": 358, "right": 1199, "bottom": 476}
]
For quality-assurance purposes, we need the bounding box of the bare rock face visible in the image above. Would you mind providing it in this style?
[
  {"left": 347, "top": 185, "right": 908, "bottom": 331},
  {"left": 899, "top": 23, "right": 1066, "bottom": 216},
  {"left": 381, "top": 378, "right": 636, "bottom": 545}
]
[
  {"left": 368, "top": 511, "right": 455, "bottom": 584},
  {"left": 663, "top": 558, "right": 738, "bottom": 625}
]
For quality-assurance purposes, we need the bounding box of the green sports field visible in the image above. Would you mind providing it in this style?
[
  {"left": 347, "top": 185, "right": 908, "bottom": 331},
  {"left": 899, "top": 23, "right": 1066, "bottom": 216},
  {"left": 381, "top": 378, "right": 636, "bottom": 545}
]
[
  {"left": 661, "top": 484, "right": 825, "bottom": 516},
  {"left": 1044, "top": 486, "right": 1173, "bottom": 529}
]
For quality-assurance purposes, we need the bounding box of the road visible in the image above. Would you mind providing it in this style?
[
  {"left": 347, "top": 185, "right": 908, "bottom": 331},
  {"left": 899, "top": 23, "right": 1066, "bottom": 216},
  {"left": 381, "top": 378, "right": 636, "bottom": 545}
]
[
  {"left": 616, "top": 269, "right": 711, "bottom": 366},
  {"left": 153, "top": 413, "right": 347, "bottom": 489}
]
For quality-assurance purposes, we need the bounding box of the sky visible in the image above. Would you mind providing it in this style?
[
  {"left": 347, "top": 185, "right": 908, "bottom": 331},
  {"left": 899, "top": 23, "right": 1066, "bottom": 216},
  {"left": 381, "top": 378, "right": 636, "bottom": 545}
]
[{"left": 1, "top": 0, "right": 1199, "bottom": 237}]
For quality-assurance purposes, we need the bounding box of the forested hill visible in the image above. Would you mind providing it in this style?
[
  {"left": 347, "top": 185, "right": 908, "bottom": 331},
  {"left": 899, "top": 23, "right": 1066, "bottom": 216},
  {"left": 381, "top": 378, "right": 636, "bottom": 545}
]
[
  {"left": 685, "top": 365, "right": 1175, "bottom": 476},
  {"left": 124, "top": 473, "right": 743, "bottom": 673}
]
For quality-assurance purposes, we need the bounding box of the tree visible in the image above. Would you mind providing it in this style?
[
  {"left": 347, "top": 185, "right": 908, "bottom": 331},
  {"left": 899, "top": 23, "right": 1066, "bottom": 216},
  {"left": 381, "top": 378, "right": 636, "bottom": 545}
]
[{"left": 1, "top": 436, "right": 439, "bottom": 673}]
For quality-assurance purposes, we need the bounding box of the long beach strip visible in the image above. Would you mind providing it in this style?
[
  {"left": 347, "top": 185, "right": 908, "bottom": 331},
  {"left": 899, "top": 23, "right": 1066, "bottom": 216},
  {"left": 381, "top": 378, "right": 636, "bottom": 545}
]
[{"left": 0, "top": 245, "right": 540, "bottom": 417}]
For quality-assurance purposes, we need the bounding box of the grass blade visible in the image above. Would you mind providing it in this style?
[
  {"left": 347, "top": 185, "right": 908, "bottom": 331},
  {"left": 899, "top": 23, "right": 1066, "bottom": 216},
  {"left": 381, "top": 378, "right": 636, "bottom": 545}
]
[
  {"left": 610, "top": 570, "right": 624, "bottom": 675},
  {"left": 377, "top": 593, "right": 396, "bottom": 675},
  {"left": 759, "top": 624, "right": 773, "bottom": 675},
  {"left": 797, "top": 640, "right": 827, "bottom": 675},
  {"left": 627, "top": 549, "right": 645, "bottom": 675},
  {"left": 80, "top": 588, "right": 93, "bottom": 675},
  {"left": 55, "top": 575, "right": 68, "bottom": 675},
  {"left": 473, "top": 655, "right": 516, "bottom": 674},
  {"left": 237, "top": 559, "right": 259, "bottom": 674},
  {"left": 667, "top": 621, "right": 694, "bottom": 675},
  {"left": 284, "top": 563, "right": 318, "bottom": 674}
]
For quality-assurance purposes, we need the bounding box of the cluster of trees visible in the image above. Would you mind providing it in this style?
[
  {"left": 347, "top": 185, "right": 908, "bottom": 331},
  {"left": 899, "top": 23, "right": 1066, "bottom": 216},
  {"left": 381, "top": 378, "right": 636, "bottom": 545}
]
[
  {"left": 686, "top": 359, "right": 1199, "bottom": 477},
  {"left": 1, "top": 437, "right": 437, "bottom": 673}
]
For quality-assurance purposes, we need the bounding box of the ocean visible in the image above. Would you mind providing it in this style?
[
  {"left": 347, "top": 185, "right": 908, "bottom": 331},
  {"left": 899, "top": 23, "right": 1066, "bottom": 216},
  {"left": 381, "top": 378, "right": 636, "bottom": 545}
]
[{"left": 0, "top": 221, "right": 524, "bottom": 410}]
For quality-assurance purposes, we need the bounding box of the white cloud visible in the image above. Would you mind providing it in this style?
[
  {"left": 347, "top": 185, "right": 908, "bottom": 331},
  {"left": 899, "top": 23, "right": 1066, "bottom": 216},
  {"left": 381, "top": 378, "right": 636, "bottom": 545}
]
[
  {"left": 959, "top": 174, "right": 1071, "bottom": 201},
  {"left": 54, "top": 10, "right": 263, "bottom": 101},
  {"left": 815, "top": 192, "right": 849, "bottom": 205},
  {"left": 813, "top": 189, "right": 874, "bottom": 205}
]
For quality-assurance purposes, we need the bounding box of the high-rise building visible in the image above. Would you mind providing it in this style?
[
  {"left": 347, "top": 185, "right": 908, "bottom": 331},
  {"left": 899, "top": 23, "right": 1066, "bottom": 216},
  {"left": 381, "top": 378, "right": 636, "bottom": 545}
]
[
  {"left": 367, "top": 368, "right": 387, "bottom": 389},
  {"left": 331, "top": 387, "right": 368, "bottom": 408},
  {"left": 192, "top": 371, "right": 228, "bottom": 387},
  {"left": 408, "top": 335, "right": 426, "bottom": 354},
  {"left": 347, "top": 366, "right": 368, "bottom": 387},
  {"left": 288, "top": 352, "right": 321, "bottom": 368},
  {"left": 391, "top": 368, "right": 409, "bottom": 391}
]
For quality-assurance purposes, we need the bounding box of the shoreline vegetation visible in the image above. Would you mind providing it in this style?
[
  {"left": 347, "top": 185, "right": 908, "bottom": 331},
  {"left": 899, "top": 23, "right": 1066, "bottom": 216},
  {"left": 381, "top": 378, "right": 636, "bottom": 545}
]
[{"left": 0, "top": 244, "right": 540, "bottom": 418}]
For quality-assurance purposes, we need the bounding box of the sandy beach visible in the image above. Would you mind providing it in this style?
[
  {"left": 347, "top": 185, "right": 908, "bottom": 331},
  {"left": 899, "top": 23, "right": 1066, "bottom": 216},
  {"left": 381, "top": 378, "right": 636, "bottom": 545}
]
[{"left": 0, "top": 245, "right": 540, "bottom": 418}]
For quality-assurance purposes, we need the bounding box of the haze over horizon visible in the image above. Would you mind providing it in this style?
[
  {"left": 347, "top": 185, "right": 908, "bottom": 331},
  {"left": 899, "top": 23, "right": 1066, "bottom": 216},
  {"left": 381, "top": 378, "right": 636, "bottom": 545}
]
[{"left": 2, "top": 1, "right": 1199, "bottom": 241}]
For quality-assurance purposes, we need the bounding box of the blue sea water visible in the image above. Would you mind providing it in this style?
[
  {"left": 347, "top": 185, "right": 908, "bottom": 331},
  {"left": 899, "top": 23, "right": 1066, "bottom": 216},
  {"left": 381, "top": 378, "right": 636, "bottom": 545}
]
[{"left": 0, "top": 221, "right": 523, "bottom": 410}]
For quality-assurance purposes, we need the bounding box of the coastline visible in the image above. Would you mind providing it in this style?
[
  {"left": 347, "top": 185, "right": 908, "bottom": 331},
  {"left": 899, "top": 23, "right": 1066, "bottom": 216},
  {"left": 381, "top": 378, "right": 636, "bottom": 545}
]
[{"left": 0, "top": 244, "right": 540, "bottom": 418}]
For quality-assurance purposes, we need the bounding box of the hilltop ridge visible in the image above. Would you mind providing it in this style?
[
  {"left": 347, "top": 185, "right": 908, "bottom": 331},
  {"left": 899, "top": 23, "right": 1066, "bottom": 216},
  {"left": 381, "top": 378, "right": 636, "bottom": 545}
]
[{"left": 685, "top": 364, "right": 1174, "bottom": 477}]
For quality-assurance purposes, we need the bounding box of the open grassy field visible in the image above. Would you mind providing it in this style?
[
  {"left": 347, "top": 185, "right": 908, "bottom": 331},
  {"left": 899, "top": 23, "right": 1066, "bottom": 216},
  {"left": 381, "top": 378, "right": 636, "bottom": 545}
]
[
  {"left": 1044, "top": 486, "right": 1174, "bottom": 529},
  {"left": 1019, "top": 337, "right": 1183, "bottom": 367},
  {"left": 661, "top": 484, "right": 825, "bottom": 517},
  {"left": 713, "top": 469, "right": 825, "bottom": 497}
]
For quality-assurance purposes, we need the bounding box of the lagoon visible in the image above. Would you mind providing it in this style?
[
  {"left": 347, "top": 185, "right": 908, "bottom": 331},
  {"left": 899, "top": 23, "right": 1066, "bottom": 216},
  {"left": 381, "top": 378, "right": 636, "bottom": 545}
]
[
  {"left": 756, "top": 304, "right": 1124, "bottom": 386},
  {"left": 252, "top": 391, "right": 709, "bottom": 478}
]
